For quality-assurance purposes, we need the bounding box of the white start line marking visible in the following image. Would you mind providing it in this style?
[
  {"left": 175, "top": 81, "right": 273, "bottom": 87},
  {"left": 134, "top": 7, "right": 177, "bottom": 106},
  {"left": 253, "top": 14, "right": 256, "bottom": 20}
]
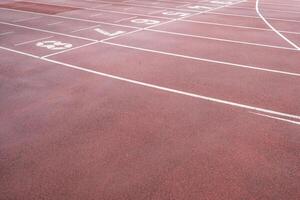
[{"left": 36, "top": 41, "right": 73, "bottom": 50}]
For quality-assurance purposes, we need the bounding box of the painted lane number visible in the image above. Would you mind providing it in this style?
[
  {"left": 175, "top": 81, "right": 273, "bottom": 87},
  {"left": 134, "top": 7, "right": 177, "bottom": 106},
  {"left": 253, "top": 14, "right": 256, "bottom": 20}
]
[{"left": 36, "top": 40, "right": 72, "bottom": 50}]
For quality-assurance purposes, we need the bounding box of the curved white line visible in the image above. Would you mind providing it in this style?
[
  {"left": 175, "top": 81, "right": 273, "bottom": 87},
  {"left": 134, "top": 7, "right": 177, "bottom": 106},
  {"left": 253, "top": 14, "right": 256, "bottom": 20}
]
[{"left": 256, "top": 0, "right": 300, "bottom": 50}]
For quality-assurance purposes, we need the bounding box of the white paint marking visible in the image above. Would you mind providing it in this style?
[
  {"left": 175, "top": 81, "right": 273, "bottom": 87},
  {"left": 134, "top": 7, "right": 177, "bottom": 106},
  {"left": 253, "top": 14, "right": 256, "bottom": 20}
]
[
  {"left": 114, "top": 16, "right": 138, "bottom": 23},
  {"left": 13, "top": 16, "right": 41, "bottom": 23},
  {"left": 39, "top": 58, "right": 300, "bottom": 121},
  {"left": 146, "top": 29, "right": 296, "bottom": 50},
  {"left": 131, "top": 18, "right": 160, "bottom": 25},
  {"left": 188, "top": 5, "right": 213, "bottom": 10},
  {"left": 70, "top": 25, "right": 101, "bottom": 33},
  {"left": 0, "top": 31, "right": 14, "bottom": 36},
  {"left": 90, "top": 13, "right": 103, "bottom": 17},
  {"left": 102, "top": 41, "right": 300, "bottom": 77},
  {"left": 47, "top": 21, "right": 64, "bottom": 26},
  {"left": 209, "top": 11, "right": 300, "bottom": 23},
  {"left": 42, "top": 41, "right": 98, "bottom": 58},
  {"left": 0, "top": 7, "right": 139, "bottom": 30},
  {"left": 0, "top": 46, "right": 39, "bottom": 58},
  {"left": 1, "top": 45, "right": 300, "bottom": 121},
  {"left": 14, "top": 36, "right": 54, "bottom": 46},
  {"left": 251, "top": 112, "right": 300, "bottom": 125},
  {"left": 256, "top": 0, "right": 300, "bottom": 50},
  {"left": 94, "top": 28, "right": 125, "bottom": 36},
  {"left": 181, "top": 19, "right": 300, "bottom": 35},
  {"left": 36, "top": 40, "right": 73, "bottom": 50},
  {"left": 162, "top": 11, "right": 191, "bottom": 17},
  {"left": 148, "top": 9, "right": 167, "bottom": 15},
  {"left": 0, "top": 21, "right": 97, "bottom": 42}
]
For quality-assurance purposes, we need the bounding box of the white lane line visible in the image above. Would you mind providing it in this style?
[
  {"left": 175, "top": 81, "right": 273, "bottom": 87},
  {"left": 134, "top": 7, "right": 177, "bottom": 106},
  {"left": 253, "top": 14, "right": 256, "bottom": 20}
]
[
  {"left": 210, "top": 11, "right": 300, "bottom": 23},
  {"left": 103, "top": 41, "right": 300, "bottom": 77},
  {"left": 1, "top": 45, "right": 300, "bottom": 121},
  {"left": 90, "top": 13, "right": 103, "bottom": 17},
  {"left": 24, "top": 0, "right": 172, "bottom": 20},
  {"left": 0, "top": 21, "right": 97, "bottom": 42},
  {"left": 114, "top": 16, "right": 138, "bottom": 23},
  {"left": 42, "top": 29, "right": 143, "bottom": 58},
  {"left": 0, "top": 46, "right": 39, "bottom": 58},
  {"left": 40, "top": 58, "right": 300, "bottom": 120},
  {"left": 14, "top": 36, "right": 54, "bottom": 46},
  {"left": 47, "top": 21, "right": 64, "bottom": 26},
  {"left": 13, "top": 16, "right": 41, "bottom": 23},
  {"left": 256, "top": 0, "right": 300, "bottom": 50},
  {"left": 181, "top": 19, "right": 300, "bottom": 35},
  {"left": 146, "top": 29, "right": 296, "bottom": 50},
  {"left": 70, "top": 25, "right": 101, "bottom": 33},
  {"left": 42, "top": 41, "right": 99, "bottom": 58},
  {"left": 2, "top": 4, "right": 298, "bottom": 77},
  {"left": 148, "top": 9, "right": 167, "bottom": 14},
  {"left": 0, "top": 7, "right": 141, "bottom": 29},
  {"left": 233, "top": 4, "right": 300, "bottom": 14},
  {"left": 251, "top": 112, "right": 300, "bottom": 125},
  {"left": 0, "top": 31, "right": 14, "bottom": 36},
  {"left": 123, "top": 7, "right": 133, "bottom": 11}
]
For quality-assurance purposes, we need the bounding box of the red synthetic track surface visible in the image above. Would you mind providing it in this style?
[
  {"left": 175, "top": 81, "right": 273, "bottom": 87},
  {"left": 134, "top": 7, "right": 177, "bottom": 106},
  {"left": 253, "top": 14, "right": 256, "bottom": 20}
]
[{"left": 0, "top": 0, "right": 299, "bottom": 199}]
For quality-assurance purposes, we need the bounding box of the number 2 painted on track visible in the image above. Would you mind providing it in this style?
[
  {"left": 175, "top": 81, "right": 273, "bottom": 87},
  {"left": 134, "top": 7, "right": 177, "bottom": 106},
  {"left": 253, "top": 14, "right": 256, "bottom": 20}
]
[{"left": 94, "top": 28, "right": 125, "bottom": 36}]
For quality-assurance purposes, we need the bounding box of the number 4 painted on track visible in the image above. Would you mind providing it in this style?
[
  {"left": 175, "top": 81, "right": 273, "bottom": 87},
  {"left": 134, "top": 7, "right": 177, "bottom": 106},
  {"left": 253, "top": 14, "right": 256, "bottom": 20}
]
[{"left": 94, "top": 28, "right": 125, "bottom": 36}]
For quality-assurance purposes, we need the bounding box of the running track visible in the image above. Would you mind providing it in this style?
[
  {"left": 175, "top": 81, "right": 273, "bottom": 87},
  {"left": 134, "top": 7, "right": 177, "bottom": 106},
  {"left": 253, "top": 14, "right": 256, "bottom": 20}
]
[{"left": 0, "top": 0, "right": 299, "bottom": 199}]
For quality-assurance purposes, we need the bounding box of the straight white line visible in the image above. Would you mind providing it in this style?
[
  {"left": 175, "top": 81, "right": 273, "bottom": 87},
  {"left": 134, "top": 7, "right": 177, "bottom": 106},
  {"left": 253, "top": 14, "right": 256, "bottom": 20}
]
[
  {"left": 114, "top": 16, "right": 138, "bottom": 23},
  {"left": 251, "top": 112, "right": 300, "bottom": 125},
  {"left": 42, "top": 41, "right": 99, "bottom": 58},
  {"left": 90, "top": 13, "right": 103, "bottom": 17},
  {"left": 66, "top": 0, "right": 218, "bottom": 13},
  {"left": 24, "top": 0, "right": 173, "bottom": 20},
  {"left": 47, "top": 21, "right": 64, "bottom": 26},
  {"left": 102, "top": 41, "right": 300, "bottom": 77},
  {"left": 13, "top": 16, "right": 41, "bottom": 23},
  {"left": 181, "top": 19, "right": 300, "bottom": 35},
  {"left": 248, "top": 0, "right": 300, "bottom": 7},
  {"left": 256, "top": 0, "right": 300, "bottom": 50},
  {"left": 123, "top": 7, "right": 133, "bottom": 11},
  {"left": 210, "top": 11, "right": 300, "bottom": 23},
  {"left": 1, "top": 46, "right": 300, "bottom": 121},
  {"left": 94, "top": 4, "right": 112, "bottom": 8},
  {"left": 39, "top": 58, "right": 299, "bottom": 120},
  {"left": 148, "top": 9, "right": 167, "bottom": 14},
  {"left": 42, "top": 28, "right": 143, "bottom": 57},
  {"left": 0, "top": 46, "right": 39, "bottom": 58},
  {"left": 0, "top": 31, "right": 14, "bottom": 36},
  {"left": 0, "top": 7, "right": 139, "bottom": 29},
  {"left": 232, "top": 4, "right": 300, "bottom": 14},
  {"left": 0, "top": 21, "right": 97, "bottom": 42},
  {"left": 146, "top": 29, "right": 296, "bottom": 50},
  {"left": 14, "top": 36, "right": 54, "bottom": 46},
  {"left": 135, "top": 0, "right": 247, "bottom": 30},
  {"left": 70, "top": 25, "right": 101, "bottom": 33}
]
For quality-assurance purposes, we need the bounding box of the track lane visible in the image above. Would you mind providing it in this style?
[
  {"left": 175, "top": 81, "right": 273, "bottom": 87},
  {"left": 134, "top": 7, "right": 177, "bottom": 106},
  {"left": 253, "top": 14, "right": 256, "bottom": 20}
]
[
  {"left": 47, "top": 42, "right": 300, "bottom": 116},
  {"left": 106, "top": 30, "right": 300, "bottom": 73}
]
